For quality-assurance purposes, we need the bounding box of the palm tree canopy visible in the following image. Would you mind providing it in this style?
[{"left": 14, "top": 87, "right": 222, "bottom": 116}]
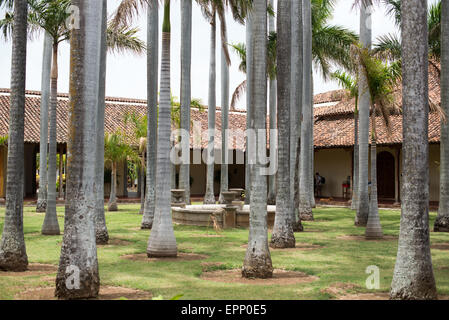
[
  {"left": 104, "top": 131, "right": 139, "bottom": 166},
  {"left": 374, "top": 0, "right": 441, "bottom": 61}
]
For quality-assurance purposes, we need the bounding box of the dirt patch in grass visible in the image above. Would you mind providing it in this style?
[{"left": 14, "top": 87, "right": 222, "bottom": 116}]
[
  {"left": 121, "top": 252, "right": 208, "bottom": 262},
  {"left": 322, "top": 282, "right": 389, "bottom": 300},
  {"left": 191, "top": 234, "right": 224, "bottom": 238},
  {"left": 201, "top": 269, "right": 319, "bottom": 285},
  {"left": 241, "top": 243, "right": 323, "bottom": 251},
  {"left": 98, "top": 238, "right": 133, "bottom": 247},
  {"left": 431, "top": 243, "right": 449, "bottom": 250},
  {"left": 337, "top": 235, "right": 398, "bottom": 241},
  {"left": 1, "top": 263, "right": 58, "bottom": 277},
  {"left": 300, "top": 229, "right": 325, "bottom": 233},
  {"left": 15, "top": 285, "right": 152, "bottom": 300}
]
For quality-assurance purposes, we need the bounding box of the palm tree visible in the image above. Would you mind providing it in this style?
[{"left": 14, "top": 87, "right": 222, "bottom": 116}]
[
  {"left": 289, "top": 0, "right": 303, "bottom": 231},
  {"left": 179, "top": 0, "right": 192, "bottom": 205},
  {"left": 353, "top": 46, "right": 402, "bottom": 239},
  {"left": 141, "top": 0, "right": 158, "bottom": 229},
  {"left": 147, "top": 0, "right": 178, "bottom": 257},
  {"left": 267, "top": 0, "right": 276, "bottom": 206},
  {"left": 435, "top": 0, "right": 449, "bottom": 232},
  {"left": 218, "top": 17, "right": 230, "bottom": 204},
  {"left": 244, "top": 11, "right": 252, "bottom": 205},
  {"left": 242, "top": 0, "right": 273, "bottom": 279},
  {"left": 202, "top": 3, "right": 217, "bottom": 204},
  {"left": 0, "top": 0, "right": 28, "bottom": 272},
  {"left": 299, "top": 0, "right": 314, "bottom": 221},
  {"left": 354, "top": 0, "right": 372, "bottom": 227},
  {"left": 36, "top": 32, "right": 52, "bottom": 213},
  {"left": 95, "top": 0, "right": 108, "bottom": 244},
  {"left": 55, "top": 0, "right": 102, "bottom": 299},
  {"left": 390, "top": 0, "right": 438, "bottom": 300},
  {"left": 271, "top": 0, "right": 295, "bottom": 248},
  {"left": 104, "top": 131, "right": 139, "bottom": 212},
  {"left": 331, "top": 71, "right": 360, "bottom": 210}
]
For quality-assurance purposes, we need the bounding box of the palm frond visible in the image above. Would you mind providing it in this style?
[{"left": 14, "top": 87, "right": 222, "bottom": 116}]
[
  {"left": 107, "top": 22, "right": 146, "bottom": 55},
  {"left": 0, "top": 135, "right": 8, "bottom": 146},
  {"left": 109, "top": 0, "right": 150, "bottom": 30},
  {"left": 230, "top": 80, "right": 246, "bottom": 110},
  {"left": 373, "top": 33, "right": 401, "bottom": 61}
]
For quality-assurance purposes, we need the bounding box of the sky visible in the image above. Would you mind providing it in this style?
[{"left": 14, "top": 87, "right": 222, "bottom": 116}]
[{"left": 0, "top": 0, "right": 439, "bottom": 110}]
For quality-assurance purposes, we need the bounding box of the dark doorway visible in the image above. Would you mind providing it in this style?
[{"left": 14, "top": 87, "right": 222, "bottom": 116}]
[{"left": 377, "top": 151, "right": 395, "bottom": 199}]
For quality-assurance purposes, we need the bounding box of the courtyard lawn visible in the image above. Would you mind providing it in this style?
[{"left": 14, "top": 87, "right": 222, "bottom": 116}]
[{"left": 0, "top": 204, "right": 448, "bottom": 300}]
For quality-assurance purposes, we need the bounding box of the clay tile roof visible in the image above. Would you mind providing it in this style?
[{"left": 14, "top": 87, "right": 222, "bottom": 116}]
[
  {"left": 0, "top": 89, "right": 249, "bottom": 150},
  {"left": 313, "top": 89, "right": 347, "bottom": 105}
]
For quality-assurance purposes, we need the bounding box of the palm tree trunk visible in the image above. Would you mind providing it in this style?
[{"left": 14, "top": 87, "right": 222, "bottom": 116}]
[
  {"left": 271, "top": 0, "right": 295, "bottom": 248},
  {"left": 179, "top": 0, "right": 192, "bottom": 205},
  {"left": 390, "top": 0, "right": 437, "bottom": 300},
  {"left": 435, "top": 0, "right": 449, "bottom": 232},
  {"left": 244, "top": 13, "right": 253, "bottom": 205},
  {"left": 147, "top": 0, "right": 177, "bottom": 257},
  {"left": 242, "top": 0, "right": 273, "bottom": 279},
  {"left": 351, "top": 107, "right": 359, "bottom": 210},
  {"left": 289, "top": 0, "right": 303, "bottom": 230},
  {"left": 141, "top": 0, "right": 158, "bottom": 229},
  {"left": 108, "top": 162, "right": 118, "bottom": 211},
  {"left": 365, "top": 117, "right": 383, "bottom": 239},
  {"left": 139, "top": 157, "right": 145, "bottom": 214},
  {"left": 55, "top": 0, "right": 102, "bottom": 298},
  {"left": 309, "top": 73, "right": 315, "bottom": 209},
  {"left": 41, "top": 42, "right": 60, "bottom": 235},
  {"left": 0, "top": 0, "right": 28, "bottom": 272},
  {"left": 36, "top": 32, "right": 52, "bottom": 213},
  {"left": 204, "top": 11, "right": 217, "bottom": 205},
  {"left": 299, "top": 0, "right": 313, "bottom": 221},
  {"left": 356, "top": 2, "right": 371, "bottom": 226},
  {"left": 218, "top": 20, "right": 229, "bottom": 204},
  {"left": 58, "top": 148, "right": 63, "bottom": 199},
  {"left": 95, "top": 0, "right": 109, "bottom": 244},
  {"left": 267, "top": 0, "right": 277, "bottom": 206}
]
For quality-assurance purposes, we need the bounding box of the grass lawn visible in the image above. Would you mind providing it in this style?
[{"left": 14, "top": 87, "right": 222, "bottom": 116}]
[{"left": 0, "top": 204, "right": 449, "bottom": 300}]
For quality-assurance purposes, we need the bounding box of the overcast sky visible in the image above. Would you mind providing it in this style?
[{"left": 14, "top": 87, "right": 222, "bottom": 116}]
[{"left": 0, "top": 0, "right": 439, "bottom": 110}]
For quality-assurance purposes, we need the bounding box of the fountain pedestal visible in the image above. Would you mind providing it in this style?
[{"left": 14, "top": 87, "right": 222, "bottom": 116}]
[{"left": 171, "top": 189, "right": 186, "bottom": 208}]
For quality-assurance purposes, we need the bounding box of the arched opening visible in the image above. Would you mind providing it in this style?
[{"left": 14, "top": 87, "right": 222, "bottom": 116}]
[{"left": 377, "top": 151, "right": 395, "bottom": 200}]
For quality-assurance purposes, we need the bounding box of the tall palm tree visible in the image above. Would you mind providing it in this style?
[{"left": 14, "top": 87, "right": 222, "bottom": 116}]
[
  {"left": 179, "top": 0, "right": 192, "bottom": 205},
  {"left": 244, "top": 11, "right": 252, "bottom": 205},
  {"left": 104, "top": 131, "right": 139, "bottom": 212},
  {"left": 55, "top": 0, "right": 102, "bottom": 299},
  {"left": 36, "top": 32, "right": 52, "bottom": 213},
  {"left": 147, "top": 0, "right": 178, "bottom": 257},
  {"left": 242, "top": 0, "right": 273, "bottom": 279},
  {"left": 353, "top": 47, "right": 402, "bottom": 239},
  {"left": 355, "top": 0, "right": 372, "bottom": 227},
  {"left": 267, "top": 0, "right": 276, "bottom": 206},
  {"left": 289, "top": 0, "right": 303, "bottom": 230},
  {"left": 95, "top": 0, "right": 108, "bottom": 244},
  {"left": 142, "top": 0, "right": 158, "bottom": 229},
  {"left": 390, "top": 0, "right": 437, "bottom": 300},
  {"left": 299, "top": 0, "right": 313, "bottom": 221},
  {"left": 435, "top": 0, "right": 449, "bottom": 232},
  {"left": 0, "top": 0, "right": 28, "bottom": 272},
  {"left": 202, "top": 3, "right": 217, "bottom": 204},
  {"left": 218, "top": 17, "right": 230, "bottom": 204},
  {"left": 271, "top": 0, "right": 295, "bottom": 248}
]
